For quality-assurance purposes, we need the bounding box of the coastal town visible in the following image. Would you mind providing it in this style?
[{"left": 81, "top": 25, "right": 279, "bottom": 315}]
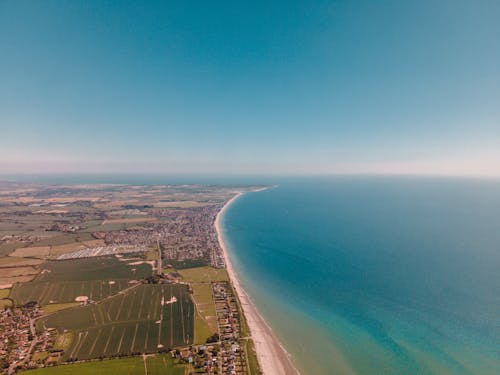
[{"left": 0, "top": 182, "right": 284, "bottom": 374}]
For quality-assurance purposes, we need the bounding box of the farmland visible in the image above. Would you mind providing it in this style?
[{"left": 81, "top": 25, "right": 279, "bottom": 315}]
[
  {"left": 22, "top": 354, "right": 186, "bottom": 375},
  {"left": 36, "top": 257, "right": 152, "bottom": 282},
  {"left": 9, "top": 256, "right": 152, "bottom": 306},
  {"left": 191, "top": 283, "right": 218, "bottom": 344},
  {"left": 178, "top": 266, "right": 229, "bottom": 283},
  {"left": 10, "top": 279, "right": 135, "bottom": 305},
  {"left": 0, "top": 182, "right": 263, "bottom": 374},
  {"left": 38, "top": 284, "right": 194, "bottom": 360}
]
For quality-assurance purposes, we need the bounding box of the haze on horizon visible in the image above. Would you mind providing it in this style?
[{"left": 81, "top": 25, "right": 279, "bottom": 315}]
[{"left": 1, "top": 1, "right": 499, "bottom": 177}]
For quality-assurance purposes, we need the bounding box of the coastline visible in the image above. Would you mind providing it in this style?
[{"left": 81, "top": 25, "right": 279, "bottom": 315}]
[{"left": 215, "top": 191, "right": 300, "bottom": 375}]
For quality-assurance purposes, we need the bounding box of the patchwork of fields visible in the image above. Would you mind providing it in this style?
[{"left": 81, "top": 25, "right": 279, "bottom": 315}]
[
  {"left": 38, "top": 284, "right": 194, "bottom": 360},
  {"left": 36, "top": 257, "right": 153, "bottom": 282},
  {"left": 10, "top": 279, "right": 134, "bottom": 305},
  {"left": 9, "top": 256, "right": 152, "bottom": 306}
]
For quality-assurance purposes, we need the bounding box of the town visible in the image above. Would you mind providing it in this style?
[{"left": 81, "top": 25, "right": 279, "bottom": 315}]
[{"left": 0, "top": 182, "right": 262, "bottom": 374}]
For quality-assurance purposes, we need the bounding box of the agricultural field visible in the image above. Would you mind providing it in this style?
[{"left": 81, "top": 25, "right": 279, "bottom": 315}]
[
  {"left": 10, "top": 246, "right": 51, "bottom": 258},
  {"left": 9, "top": 256, "right": 152, "bottom": 305},
  {"left": 36, "top": 256, "right": 152, "bottom": 282},
  {"left": 178, "top": 266, "right": 229, "bottom": 283},
  {"left": 191, "top": 283, "right": 218, "bottom": 344},
  {"left": 0, "top": 242, "right": 24, "bottom": 256},
  {"left": 153, "top": 200, "right": 210, "bottom": 208},
  {"left": 0, "top": 265, "right": 40, "bottom": 286},
  {"left": 22, "top": 354, "right": 186, "bottom": 375},
  {"left": 9, "top": 236, "right": 107, "bottom": 259},
  {"left": 0, "top": 288, "right": 11, "bottom": 307},
  {"left": 0, "top": 182, "right": 262, "bottom": 373},
  {"left": 166, "top": 258, "right": 209, "bottom": 269},
  {"left": 38, "top": 284, "right": 194, "bottom": 360},
  {"left": 0, "top": 256, "right": 44, "bottom": 267},
  {"left": 41, "top": 302, "right": 80, "bottom": 314},
  {"left": 10, "top": 279, "right": 134, "bottom": 305}
]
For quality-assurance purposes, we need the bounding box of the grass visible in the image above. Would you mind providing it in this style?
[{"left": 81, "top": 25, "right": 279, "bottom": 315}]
[
  {"left": 191, "top": 284, "right": 216, "bottom": 316},
  {"left": 166, "top": 259, "right": 208, "bottom": 269},
  {"left": 10, "top": 256, "right": 152, "bottom": 306},
  {"left": 191, "top": 284, "right": 217, "bottom": 344},
  {"left": 146, "top": 355, "right": 187, "bottom": 375},
  {"left": 22, "top": 354, "right": 186, "bottom": 375},
  {"left": 243, "top": 339, "right": 262, "bottom": 375},
  {"left": 54, "top": 332, "right": 74, "bottom": 351},
  {"left": 145, "top": 250, "right": 158, "bottom": 261},
  {"left": 178, "top": 266, "right": 229, "bottom": 283},
  {"left": 0, "top": 289, "right": 10, "bottom": 299},
  {"left": 11, "top": 279, "right": 134, "bottom": 305},
  {"left": 22, "top": 357, "right": 146, "bottom": 374},
  {"left": 37, "top": 256, "right": 152, "bottom": 282},
  {"left": 42, "top": 302, "right": 80, "bottom": 314},
  {"left": 38, "top": 284, "right": 194, "bottom": 360},
  {"left": 29, "top": 234, "right": 82, "bottom": 247},
  {"left": 193, "top": 305, "right": 212, "bottom": 345}
]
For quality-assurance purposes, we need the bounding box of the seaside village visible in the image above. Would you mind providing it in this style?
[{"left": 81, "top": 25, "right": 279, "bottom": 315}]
[{"left": 0, "top": 184, "right": 259, "bottom": 374}]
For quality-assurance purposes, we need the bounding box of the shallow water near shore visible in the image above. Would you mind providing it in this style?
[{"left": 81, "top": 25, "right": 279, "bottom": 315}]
[{"left": 221, "top": 177, "right": 500, "bottom": 374}]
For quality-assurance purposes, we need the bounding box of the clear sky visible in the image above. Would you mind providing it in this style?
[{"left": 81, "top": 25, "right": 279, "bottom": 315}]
[{"left": 1, "top": 0, "right": 499, "bottom": 175}]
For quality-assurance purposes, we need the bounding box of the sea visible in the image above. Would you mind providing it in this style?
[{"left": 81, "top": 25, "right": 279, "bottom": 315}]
[
  {"left": 3, "top": 174, "right": 499, "bottom": 374},
  {"left": 220, "top": 176, "right": 500, "bottom": 375}
]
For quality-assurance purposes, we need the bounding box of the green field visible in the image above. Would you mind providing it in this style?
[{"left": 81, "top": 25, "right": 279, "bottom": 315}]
[
  {"left": 30, "top": 233, "right": 95, "bottom": 247},
  {"left": 38, "top": 284, "right": 194, "bottom": 360},
  {"left": 10, "top": 256, "right": 151, "bottom": 305},
  {"left": 37, "top": 257, "right": 152, "bottom": 282},
  {"left": 41, "top": 302, "right": 81, "bottom": 314},
  {"left": 11, "top": 279, "right": 134, "bottom": 305},
  {"left": 165, "top": 258, "right": 209, "bottom": 269},
  {"left": 178, "top": 266, "right": 229, "bottom": 283},
  {"left": 191, "top": 283, "right": 217, "bottom": 344},
  {"left": 146, "top": 355, "right": 186, "bottom": 375},
  {"left": 22, "top": 354, "right": 185, "bottom": 374},
  {"left": 243, "top": 339, "right": 262, "bottom": 375}
]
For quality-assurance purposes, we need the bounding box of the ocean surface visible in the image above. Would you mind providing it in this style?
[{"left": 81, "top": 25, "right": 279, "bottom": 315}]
[{"left": 221, "top": 177, "right": 500, "bottom": 375}]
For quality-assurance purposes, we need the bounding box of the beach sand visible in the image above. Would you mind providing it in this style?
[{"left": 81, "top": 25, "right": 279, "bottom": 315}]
[{"left": 215, "top": 192, "right": 300, "bottom": 375}]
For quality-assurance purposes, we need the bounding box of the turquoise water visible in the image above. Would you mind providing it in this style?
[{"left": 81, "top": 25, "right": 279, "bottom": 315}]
[{"left": 221, "top": 177, "right": 500, "bottom": 374}]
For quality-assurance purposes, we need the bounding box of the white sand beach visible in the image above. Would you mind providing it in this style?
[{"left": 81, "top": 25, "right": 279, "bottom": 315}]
[{"left": 215, "top": 192, "right": 300, "bottom": 375}]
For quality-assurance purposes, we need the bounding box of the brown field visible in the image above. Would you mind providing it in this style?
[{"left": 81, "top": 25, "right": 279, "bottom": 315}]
[
  {"left": 11, "top": 246, "right": 51, "bottom": 258},
  {"left": 102, "top": 217, "right": 157, "bottom": 224},
  {"left": 1, "top": 266, "right": 39, "bottom": 278},
  {"left": 0, "top": 266, "right": 40, "bottom": 287},
  {"left": 0, "top": 256, "right": 44, "bottom": 267},
  {"left": 0, "top": 274, "right": 37, "bottom": 285},
  {"left": 0, "top": 299, "right": 12, "bottom": 308}
]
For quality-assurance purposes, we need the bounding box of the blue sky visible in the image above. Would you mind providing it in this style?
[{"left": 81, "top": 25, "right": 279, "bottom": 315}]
[{"left": 1, "top": 0, "right": 499, "bottom": 175}]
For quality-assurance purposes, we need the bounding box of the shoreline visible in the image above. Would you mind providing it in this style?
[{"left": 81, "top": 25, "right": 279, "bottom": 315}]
[{"left": 215, "top": 190, "right": 301, "bottom": 375}]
